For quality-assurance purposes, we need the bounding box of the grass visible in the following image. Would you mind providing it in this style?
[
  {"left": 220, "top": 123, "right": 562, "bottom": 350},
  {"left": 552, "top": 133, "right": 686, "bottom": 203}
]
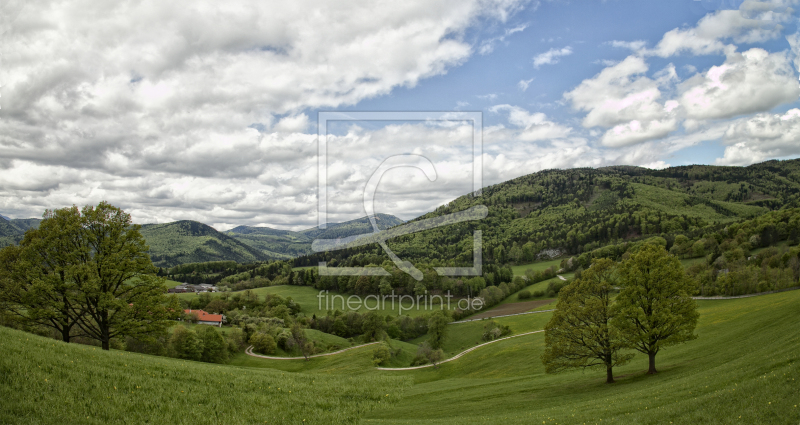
[
  {"left": 0, "top": 327, "right": 411, "bottom": 424},
  {"left": 3, "top": 289, "right": 800, "bottom": 423},
  {"left": 177, "top": 285, "right": 453, "bottom": 318},
  {"left": 510, "top": 258, "right": 563, "bottom": 277},
  {"left": 363, "top": 289, "right": 800, "bottom": 424}
]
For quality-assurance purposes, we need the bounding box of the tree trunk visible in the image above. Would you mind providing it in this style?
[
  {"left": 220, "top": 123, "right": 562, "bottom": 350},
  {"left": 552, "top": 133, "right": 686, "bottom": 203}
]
[
  {"left": 648, "top": 352, "right": 658, "bottom": 374},
  {"left": 61, "top": 326, "right": 71, "bottom": 343},
  {"left": 606, "top": 366, "right": 615, "bottom": 383}
]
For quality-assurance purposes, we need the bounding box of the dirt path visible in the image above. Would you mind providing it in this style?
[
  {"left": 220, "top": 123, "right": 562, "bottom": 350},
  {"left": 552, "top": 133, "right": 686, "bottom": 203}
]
[
  {"left": 376, "top": 330, "right": 544, "bottom": 371},
  {"left": 245, "top": 341, "right": 380, "bottom": 360}
]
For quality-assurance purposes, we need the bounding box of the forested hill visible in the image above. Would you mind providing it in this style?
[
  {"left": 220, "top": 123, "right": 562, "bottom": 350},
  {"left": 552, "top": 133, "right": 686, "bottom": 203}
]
[
  {"left": 224, "top": 213, "right": 405, "bottom": 259},
  {"left": 140, "top": 221, "right": 273, "bottom": 268},
  {"left": 0, "top": 216, "right": 41, "bottom": 247},
  {"left": 294, "top": 159, "right": 800, "bottom": 268}
]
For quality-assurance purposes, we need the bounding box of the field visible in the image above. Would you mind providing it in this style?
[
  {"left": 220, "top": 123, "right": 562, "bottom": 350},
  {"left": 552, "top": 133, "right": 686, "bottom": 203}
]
[
  {"left": 0, "top": 326, "right": 410, "bottom": 424},
  {"left": 177, "top": 285, "right": 457, "bottom": 318},
  {"left": 3, "top": 289, "right": 800, "bottom": 423},
  {"left": 510, "top": 258, "right": 563, "bottom": 277}
]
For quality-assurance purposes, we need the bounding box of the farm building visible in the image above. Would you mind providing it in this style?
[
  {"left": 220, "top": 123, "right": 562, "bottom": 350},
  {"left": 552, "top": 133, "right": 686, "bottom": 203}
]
[{"left": 184, "top": 309, "right": 225, "bottom": 327}]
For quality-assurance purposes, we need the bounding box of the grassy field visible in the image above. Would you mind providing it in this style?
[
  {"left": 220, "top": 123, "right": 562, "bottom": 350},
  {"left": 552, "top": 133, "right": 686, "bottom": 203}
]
[
  {"left": 510, "top": 258, "right": 562, "bottom": 277},
  {"left": 0, "top": 326, "right": 411, "bottom": 424},
  {"left": 363, "top": 289, "right": 800, "bottom": 424},
  {"left": 3, "top": 289, "right": 799, "bottom": 423},
  {"left": 177, "top": 285, "right": 455, "bottom": 318},
  {"left": 232, "top": 290, "right": 800, "bottom": 424}
]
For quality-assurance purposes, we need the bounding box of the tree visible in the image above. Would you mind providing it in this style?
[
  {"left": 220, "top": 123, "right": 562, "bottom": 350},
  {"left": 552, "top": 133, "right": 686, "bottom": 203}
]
[
  {"left": 612, "top": 244, "right": 699, "bottom": 374},
  {"left": 541, "top": 259, "right": 632, "bottom": 384},
  {"left": 361, "top": 310, "right": 386, "bottom": 342},
  {"left": 416, "top": 342, "right": 444, "bottom": 368},
  {"left": 197, "top": 325, "right": 229, "bottom": 363},
  {"left": 170, "top": 325, "right": 203, "bottom": 360},
  {"left": 74, "top": 202, "right": 180, "bottom": 350},
  {"left": 288, "top": 323, "right": 314, "bottom": 360},
  {"left": 427, "top": 309, "right": 450, "bottom": 350},
  {"left": 372, "top": 343, "right": 392, "bottom": 366},
  {"left": 0, "top": 207, "right": 87, "bottom": 342},
  {"left": 250, "top": 332, "right": 277, "bottom": 355}
]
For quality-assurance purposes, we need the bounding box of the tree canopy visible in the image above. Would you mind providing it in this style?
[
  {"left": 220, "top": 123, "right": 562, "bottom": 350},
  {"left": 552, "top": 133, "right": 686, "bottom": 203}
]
[
  {"left": 542, "top": 258, "right": 633, "bottom": 383},
  {"left": 612, "top": 244, "right": 699, "bottom": 374}
]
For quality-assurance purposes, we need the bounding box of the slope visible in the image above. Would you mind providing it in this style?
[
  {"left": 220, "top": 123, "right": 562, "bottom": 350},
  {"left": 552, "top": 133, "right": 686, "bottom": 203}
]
[
  {"left": 140, "top": 220, "right": 275, "bottom": 268},
  {"left": 295, "top": 159, "right": 800, "bottom": 268},
  {"left": 0, "top": 326, "right": 410, "bottom": 424},
  {"left": 226, "top": 213, "right": 404, "bottom": 259}
]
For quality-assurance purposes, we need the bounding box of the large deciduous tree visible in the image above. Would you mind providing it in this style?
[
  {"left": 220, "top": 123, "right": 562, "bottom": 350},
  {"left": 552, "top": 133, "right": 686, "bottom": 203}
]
[
  {"left": 0, "top": 202, "right": 179, "bottom": 350},
  {"left": 75, "top": 202, "right": 180, "bottom": 350},
  {"left": 541, "top": 259, "right": 633, "bottom": 383},
  {"left": 0, "top": 207, "right": 87, "bottom": 342},
  {"left": 612, "top": 243, "right": 699, "bottom": 374}
]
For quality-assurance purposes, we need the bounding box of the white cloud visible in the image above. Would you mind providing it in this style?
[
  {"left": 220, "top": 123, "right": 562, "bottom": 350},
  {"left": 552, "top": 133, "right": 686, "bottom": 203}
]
[
  {"left": 600, "top": 118, "right": 679, "bottom": 148},
  {"left": 479, "top": 23, "right": 528, "bottom": 55},
  {"left": 608, "top": 40, "right": 647, "bottom": 51},
  {"left": 564, "top": 56, "right": 670, "bottom": 128},
  {"left": 489, "top": 104, "right": 572, "bottom": 141},
  {"left": 679, "top": 48, "right": 800, "bottom": 120},
  {"left": 517, "top": 78, "right": 534, "bottom": 91},
  {"left": 716, "top": 108, "right": 800, "bottom": 165},
  {"left": 649, "top": 5, "right": 789, "bottom": 57},
  {"left": 533, "top": 46, "right": 573, "bottom": 68},
  {"left": 0, "top": 0, "right": 527, "bottom": 227}
]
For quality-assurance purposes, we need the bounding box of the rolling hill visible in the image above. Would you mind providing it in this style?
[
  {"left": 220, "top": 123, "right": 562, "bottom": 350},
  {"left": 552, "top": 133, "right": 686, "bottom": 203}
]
[
  {"left": 225, "top": 213, "right": 404, "bottom": 259},
  {"left": 295, "top": 159, "right": 800, "bottom": 267},
  {"left": 139, "top": 220, "right": 274, "bottom": 268}
]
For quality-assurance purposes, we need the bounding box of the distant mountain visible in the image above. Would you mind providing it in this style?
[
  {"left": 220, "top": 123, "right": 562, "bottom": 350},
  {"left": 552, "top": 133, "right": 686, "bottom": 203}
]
[
  {"left": 0, "top": 216, "right": 42, "bottom": 247},
  {"left": 225, "top": 213, "right": 405, "bottom": 259},
  {"left": 140, "top": 220, "right": 274, "bottom": 268},
  {"left": 10, "top": 218, "right": 41, "bottom": 232}
]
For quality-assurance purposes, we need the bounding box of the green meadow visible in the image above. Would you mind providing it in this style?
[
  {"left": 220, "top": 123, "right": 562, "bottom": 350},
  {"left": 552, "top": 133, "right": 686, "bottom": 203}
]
[
  {"left": 2, "top": 289, "right": 799, "bottom": 423},
  {"left": 176, "top": 285, "right": 456, "bottom": 318}
]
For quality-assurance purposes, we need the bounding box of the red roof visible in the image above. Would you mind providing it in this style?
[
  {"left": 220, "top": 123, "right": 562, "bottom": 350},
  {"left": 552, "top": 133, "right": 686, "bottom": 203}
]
[{"left": 184, "top": 309, "right": 223, "bottom": 323}]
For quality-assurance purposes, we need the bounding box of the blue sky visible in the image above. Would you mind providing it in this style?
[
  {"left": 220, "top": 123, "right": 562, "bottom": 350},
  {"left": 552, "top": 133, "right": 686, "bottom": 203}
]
[{"left": 1, "top": 0, "right": 799, "bottom": 229}]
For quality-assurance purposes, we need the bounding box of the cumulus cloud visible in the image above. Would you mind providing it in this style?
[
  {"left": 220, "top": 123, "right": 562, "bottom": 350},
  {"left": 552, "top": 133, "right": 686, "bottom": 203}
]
[
  {"left": 517, "top": 78, "right": 534, "bottom": 91},
  {"left": 648, "top": 4, "right": 790, "bottom": 57},
  {"left": 679, "top": 48, "right": 800, "bottom": 120},
  {"left": 533, "top": 46, "right": 573, "bottom": 68},
  {"left": 489, "top": 104, "right": 572, "bottom": 141},
  {"left": 563, "top": 56, "right": 679, "bottom": 147},
  {"left": 608, "top": 40, "right": 647, "bottom": 51},
  {"left": 0, "top": 0, "right": 526, "bottom": 228},
  {"left": 716, "top": 108, "right": 800, "bottom": 165}
]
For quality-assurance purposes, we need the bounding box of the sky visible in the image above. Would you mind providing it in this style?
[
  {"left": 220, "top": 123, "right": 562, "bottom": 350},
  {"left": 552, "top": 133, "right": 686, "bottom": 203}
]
[{"left": 1, "top": 0, "right": 800, "bottom": 230}]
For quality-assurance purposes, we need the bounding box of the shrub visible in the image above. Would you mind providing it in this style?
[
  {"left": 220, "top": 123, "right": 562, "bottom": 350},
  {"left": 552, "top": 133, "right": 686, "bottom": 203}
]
[
  {"left": 250, "top": 332, "right": 277, "bottom": 355},
  {"left": 518, "top": 290, "right": 531, "bottom": 300},
  {"left": 532, "top": 290, "right": 545, "bottom": 298},
  {"left": 372, "top": 343, "right": 391, "bottom": 366}
]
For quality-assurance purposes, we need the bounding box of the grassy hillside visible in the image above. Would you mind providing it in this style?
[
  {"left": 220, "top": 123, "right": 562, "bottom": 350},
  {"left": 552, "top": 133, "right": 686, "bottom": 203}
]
[
  {"left": 3, "top": 287, "right": 799, "bottom": 423},
  {"left": 223, "top": 290, "right": 800, "bottom": 423},
  {"left": 226, "top": 213, "right": 404, "bottom": 259},
  {"left": 0, "top": 326, "right": 410, "bottom": 424},
  {"left": 140, "top": 221, "right": 274, "bottom": 268},
  {"left": 177, "top": 285, "right": 453, "bottom": 318}
]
